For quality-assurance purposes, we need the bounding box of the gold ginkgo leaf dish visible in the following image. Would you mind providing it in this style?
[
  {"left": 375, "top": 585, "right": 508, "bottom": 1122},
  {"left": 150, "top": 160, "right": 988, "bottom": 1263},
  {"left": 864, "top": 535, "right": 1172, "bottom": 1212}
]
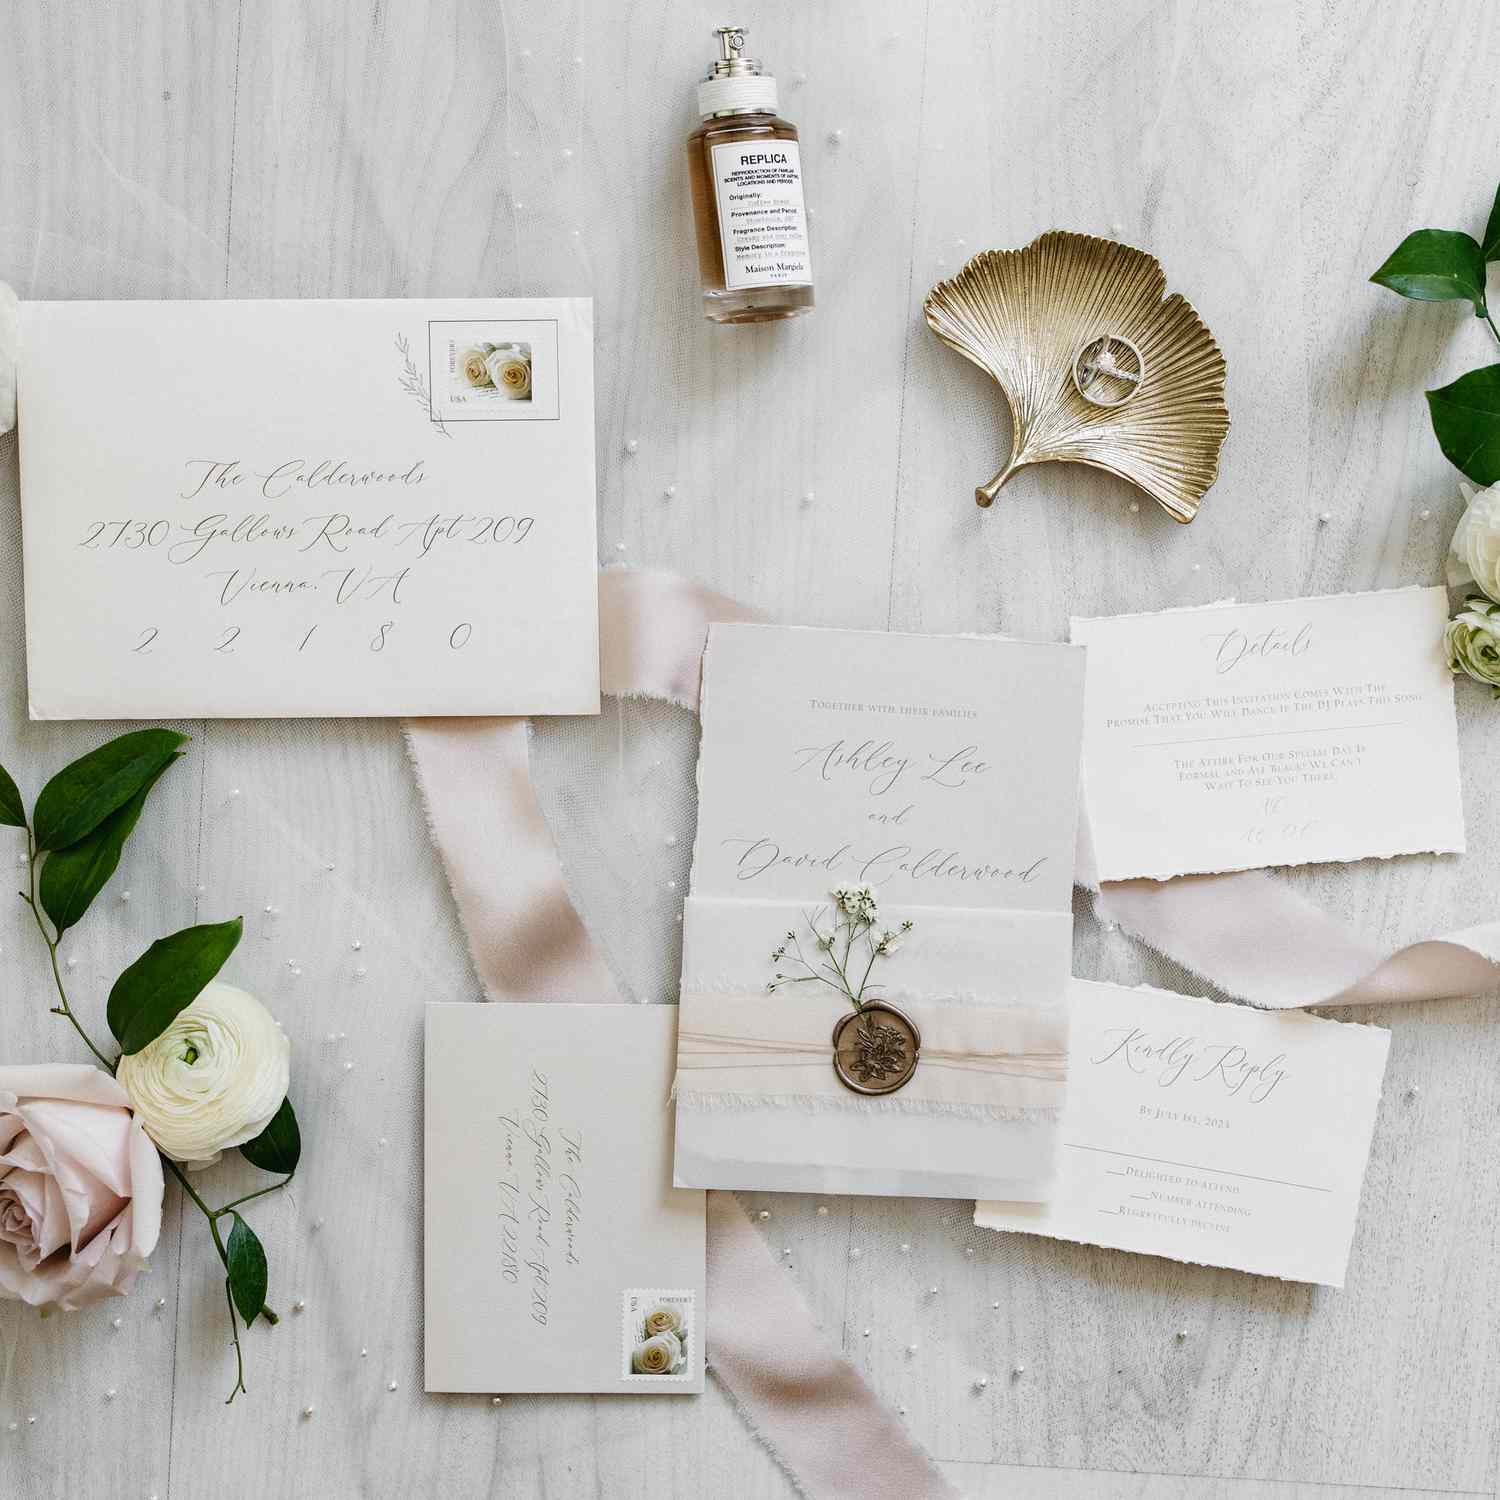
[{"left": 923, "top": 231, "right": 1229, "bottom": 522}]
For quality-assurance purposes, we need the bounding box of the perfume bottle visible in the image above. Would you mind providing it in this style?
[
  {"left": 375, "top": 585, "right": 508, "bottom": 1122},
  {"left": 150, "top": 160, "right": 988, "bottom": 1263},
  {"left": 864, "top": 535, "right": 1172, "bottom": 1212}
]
[{"left": 686, "top": 26, "right": 814, "bottom": 324}]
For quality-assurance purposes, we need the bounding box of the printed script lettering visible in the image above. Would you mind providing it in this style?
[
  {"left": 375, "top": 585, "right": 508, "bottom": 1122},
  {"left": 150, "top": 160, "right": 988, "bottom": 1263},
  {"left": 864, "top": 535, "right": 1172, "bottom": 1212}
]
[
  {"left": 722, "top": 728, "right": 1046, "bottom": 889},
  {"left": 1091, "top": 1026, "right": 1288, "bottom": 1104},
  {"left": 1201, "top": 622, "right": 1313, "bottom": 675}
]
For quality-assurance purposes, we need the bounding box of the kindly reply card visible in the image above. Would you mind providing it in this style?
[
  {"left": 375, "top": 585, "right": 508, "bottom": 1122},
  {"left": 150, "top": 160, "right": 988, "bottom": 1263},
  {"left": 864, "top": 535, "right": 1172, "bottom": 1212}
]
[
  {"left": 976, "top": 980, "right": 1390, "bottom": 1286},
  {"left": 425, "top": 1004, "right": 704, "bottom": 1394},
  {"left": 19, "top": 298, "right": 599, "bottom": 719},
  {"left": 1073, "top": 587, "right": 1464, "bottom": 881},
  {"left": 673, "top": 623, "right": 1087, "bottom": 1202}
]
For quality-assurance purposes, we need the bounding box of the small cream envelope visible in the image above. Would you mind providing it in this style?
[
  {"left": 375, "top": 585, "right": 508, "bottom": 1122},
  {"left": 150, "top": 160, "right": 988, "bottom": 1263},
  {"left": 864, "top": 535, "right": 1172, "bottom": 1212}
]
[{"left": 425, "top": 1004, "right": 704, "bottom": 1394}]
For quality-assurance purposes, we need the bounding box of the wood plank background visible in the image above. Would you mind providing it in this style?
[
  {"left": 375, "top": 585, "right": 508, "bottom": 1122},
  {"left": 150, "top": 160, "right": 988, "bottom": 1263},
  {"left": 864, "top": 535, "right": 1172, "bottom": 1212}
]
[{"left": 2, "top": 2, "right": 1499, "bottom": 1495}]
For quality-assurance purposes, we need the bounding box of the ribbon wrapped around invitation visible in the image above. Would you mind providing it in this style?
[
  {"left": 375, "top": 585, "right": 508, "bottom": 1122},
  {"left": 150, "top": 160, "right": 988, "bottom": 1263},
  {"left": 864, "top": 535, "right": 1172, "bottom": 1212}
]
[{"left": 675, "top": 896, "right": 1069, "bottom": 1121}]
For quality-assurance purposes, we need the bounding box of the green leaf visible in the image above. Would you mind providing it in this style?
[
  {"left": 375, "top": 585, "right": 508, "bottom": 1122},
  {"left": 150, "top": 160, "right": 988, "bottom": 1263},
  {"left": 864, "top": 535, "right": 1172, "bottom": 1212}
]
[
  {"left": 38, "top": 758, "right": 177, "bottom": 934},
  {"left": 32, "top": 729, "right": 188, "bottom": 851},
  {"left": 0, "top": 763, "right": 24, "bottom": 829},
  {"left": 225, "top": 1214, "right": 269, "bottom": 1327},
  {"left": 239, "top": 1097, "right": 301, "bottom": 1176},
  {"left": 1370, "top": 229, "right": 1488, "bottom": 310},
  {"left": 1427, "top": 364, "right": 1500, "bottom": 485},
  {"left": 107, "top": 917, "right": 243, "bottom": 1055},
  {"left": 1483, "top": 182, "right": 1500, "bottom": 262}
]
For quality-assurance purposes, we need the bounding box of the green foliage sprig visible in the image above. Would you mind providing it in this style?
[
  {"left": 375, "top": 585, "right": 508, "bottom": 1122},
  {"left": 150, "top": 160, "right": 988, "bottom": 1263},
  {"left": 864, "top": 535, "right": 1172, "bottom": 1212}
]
[
  {"left": 1370, "top": 182, "right": 1500, "bottom": 483},
  {"left": 2, "top": 730, "right": 301, "bottom": 1402}
]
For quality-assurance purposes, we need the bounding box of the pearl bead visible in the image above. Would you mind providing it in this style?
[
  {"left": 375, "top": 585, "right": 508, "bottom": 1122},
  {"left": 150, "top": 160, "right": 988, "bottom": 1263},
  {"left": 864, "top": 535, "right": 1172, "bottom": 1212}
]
[
  {"left": 898, "top": 1404, "right": 907, "bottom": 1415},
  {"left": 120, "top": 891, "right": 131, "bottom": 903},
  {"left": 1176, "top": 1329, "right": 1188, "bottom": 1341},
  {"left": 379, "top": 1137, "right": 388, "bottom": 1147},
  {"left": 65, "top": 957, "right": 76, "bottom": 971},
  {"left": 360, "top": 1348, "right": 368, "bottom": 1358},
  {"left": 1012, "top": 1364, "right": 1025, "bottom": 1377},
  {"left": 229, "top": 788, "right": 240, "bottom": 798},
  {"left": 782, "top": 1247, "right": 791, "bottom": 1256},
  {"left": 302, "top": 1406, "right": 316, "bottom": 1419},
  {"left": 663, "top": 486, "right": 676, "bottom": 499},
  {"left": 927, "top": 1286, "right": 938, "bottom": 1296},
  {"left": 906, "top": 1343, "right": 917, "bottom": 1354},
  {"left": 1191, "top": 563, "right": 1201, "bottom": 573},
  {"left": 1318, "top": 511, "right": 1331, "bottom": 524},
  {"left": 991, "top": 1301, "right": 999, "bottom": 1310},
  {"left": 25, "top": 1416, "right": 34, "bottom": 1426},
  {"left": 828, "top": 129, "right": 844, "bottom": 145},
  {"left": 344, "top": 1061, "right": 354, "bottom": 1072},
  {"left": 491, "top": 1396, "right": 503, "bottom": 1406},
  {"left": 111, "top": 1317, "right": 122, "bottom": 1330},
  {"left": 387, "top": 1381, "right": 398, "bottom": 1392},
  {"left": 801, "top": 491, "right": 815, "bottom": 506},
  {"left": 355, "top": 966, "right": 368, "bottom": 979},
  {"left": 351, "top": 939, "right": 363, "bottom": 951},
  {"left": 899, "top": 1243, "right": 910, "bottom": 1254},
  {"left": 294, "top": 1299, "right": 306, "bottom": 1312},
  {"left": 105, "top": 1388, "right": 116, "bottom": 1401},
  {"left": 1420, "top": 509, "right": 1431, "bottom": 521},
  {"left": 313, "top": 1218, "right": 324, "bottom": 1231},
  {"left": 862, "top": 1328, "right": 871, "bottom": 1338},
  {"left": 816, "top": 1205, "right": 828, "bottom": 1217},
  {"left": 759, "top": 1210, "right": 770, "bottom": 1221},
  {"left": 1129, "top": 501, "right": 1140, "bottom": 514},
  {"left": 561, "top": 148, "right": 574, "bottom": 160},
  {"left": 625, "top": 439, "right": 639, "bottom": 455},
  {"left": 975, "top": 1376, "right": 989, "bottom": 1389}
]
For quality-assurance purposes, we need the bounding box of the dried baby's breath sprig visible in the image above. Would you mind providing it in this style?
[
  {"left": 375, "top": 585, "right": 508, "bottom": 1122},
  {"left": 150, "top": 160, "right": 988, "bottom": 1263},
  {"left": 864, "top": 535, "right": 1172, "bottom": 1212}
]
[{"left": 767, "top": 885, "right": 913, "bottom": 1012}]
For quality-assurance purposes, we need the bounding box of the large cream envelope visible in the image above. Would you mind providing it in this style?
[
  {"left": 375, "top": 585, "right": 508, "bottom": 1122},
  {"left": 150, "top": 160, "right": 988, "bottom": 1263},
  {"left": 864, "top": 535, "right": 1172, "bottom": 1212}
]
[{"left": 19, "top": 297, "right": 599, "bottom": 718}]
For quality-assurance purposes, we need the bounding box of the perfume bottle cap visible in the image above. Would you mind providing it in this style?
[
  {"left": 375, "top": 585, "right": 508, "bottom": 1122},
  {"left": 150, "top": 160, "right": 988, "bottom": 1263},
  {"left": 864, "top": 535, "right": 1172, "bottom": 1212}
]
[{"left": 698, "top": 25, "right": 778, "bottom": 117}]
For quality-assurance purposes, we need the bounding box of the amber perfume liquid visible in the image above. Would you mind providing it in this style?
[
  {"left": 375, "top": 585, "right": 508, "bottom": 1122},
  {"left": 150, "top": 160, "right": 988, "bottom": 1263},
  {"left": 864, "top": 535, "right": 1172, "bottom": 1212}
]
[{"left": 688, "top": 27, "right": 814, "bottom": 324}]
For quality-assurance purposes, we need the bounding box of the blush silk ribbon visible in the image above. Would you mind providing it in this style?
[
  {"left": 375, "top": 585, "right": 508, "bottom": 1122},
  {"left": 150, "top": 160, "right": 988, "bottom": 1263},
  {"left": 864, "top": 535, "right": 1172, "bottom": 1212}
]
[{"left": 404, "top": 566, "right": 1500, "bottom": 1500}]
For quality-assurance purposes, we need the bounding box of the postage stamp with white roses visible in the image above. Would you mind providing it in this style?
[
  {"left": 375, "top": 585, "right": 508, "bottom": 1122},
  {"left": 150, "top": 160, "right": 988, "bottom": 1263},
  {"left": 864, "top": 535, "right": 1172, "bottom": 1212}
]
[
  {"left": 426, "top": 318, "right": 560, "bottom": 422},
  {"left": 622, "top": 1288, "right": 696, "bottom": 1381}
]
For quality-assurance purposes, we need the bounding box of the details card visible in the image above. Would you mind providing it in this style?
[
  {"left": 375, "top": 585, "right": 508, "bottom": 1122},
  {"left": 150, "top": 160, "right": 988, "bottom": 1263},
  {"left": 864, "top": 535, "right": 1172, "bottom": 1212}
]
[
  {"left": 19, "top": 298, "right": 599, "bottom": 719},
  {"left": 975, "top": 980, "right": 1390, "bottom": 1286},
  {"left": 425, "top": 1004, "right": 704, "bottom": 1394},
  {"left": 1073, "top": 587, "right": 1464, "bottom": 880}
]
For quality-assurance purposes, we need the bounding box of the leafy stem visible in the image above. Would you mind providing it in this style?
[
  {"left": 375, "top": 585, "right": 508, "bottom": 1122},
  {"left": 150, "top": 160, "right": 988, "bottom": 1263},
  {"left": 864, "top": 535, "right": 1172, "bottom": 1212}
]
[
  {"left": 767, "top": 887, "right": 913, "bottom": 1012},
  {"left": 21, "top": 833, "right": 114, "bottom": 1071}
]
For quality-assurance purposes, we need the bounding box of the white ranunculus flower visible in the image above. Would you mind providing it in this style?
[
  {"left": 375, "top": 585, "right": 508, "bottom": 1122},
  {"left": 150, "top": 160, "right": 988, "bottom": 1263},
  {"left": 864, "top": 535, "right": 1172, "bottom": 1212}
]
[
  {"left": 1444, "top": 595, "right": 1500, "bottom": 696},
  {"left": 117, "top": 982, "right": 290, "bottom": 1167},
  {"left": 484, "top": 346, "right": 532, "bottom": 399},
  {"left": 1447, "top": 484, "right": 1500, "bottom": 604},
  {"left": 459, "top": 343, "right": 497, "bottom": 388},
  {"left": 631, "top": 1330, "right": 684, "bottom": 1374}
]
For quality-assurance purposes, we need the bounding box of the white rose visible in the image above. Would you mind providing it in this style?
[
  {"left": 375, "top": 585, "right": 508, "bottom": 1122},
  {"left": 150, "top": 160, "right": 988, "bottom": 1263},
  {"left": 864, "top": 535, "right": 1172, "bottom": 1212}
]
[
  {"left": 117, "top": 982, "right": 289, "bottom": 1166},
  {"left": 484, "top": 347, "right": 532, "bottom": 399},
  {"left": 1447, "top": 484, "right": 1500, "bottom": 604},
  {"left": 643, "top": 1304, "right": 684, "bottom": 1338},
  {"left": 631, "top": 1330, "right": 683, "bottom": 1374},
  {"left": 459, "top": 344, "right": 496, "bottom": 388}
]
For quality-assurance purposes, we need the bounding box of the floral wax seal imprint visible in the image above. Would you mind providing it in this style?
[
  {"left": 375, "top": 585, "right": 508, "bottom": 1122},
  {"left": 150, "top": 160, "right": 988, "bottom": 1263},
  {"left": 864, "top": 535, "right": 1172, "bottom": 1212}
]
[{"left": 832, "top": 1002, "right": 921, "bottom": 1095}]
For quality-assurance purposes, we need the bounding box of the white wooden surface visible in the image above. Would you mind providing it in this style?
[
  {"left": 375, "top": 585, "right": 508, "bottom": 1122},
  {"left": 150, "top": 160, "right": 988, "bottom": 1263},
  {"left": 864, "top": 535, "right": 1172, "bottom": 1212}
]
[{"left": 2, "top": 2, "right": 1499, "bottom": 1496}]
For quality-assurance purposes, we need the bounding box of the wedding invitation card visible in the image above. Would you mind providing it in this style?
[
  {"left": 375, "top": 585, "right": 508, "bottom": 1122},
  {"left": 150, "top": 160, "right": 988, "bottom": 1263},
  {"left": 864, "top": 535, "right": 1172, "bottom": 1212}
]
[
  {"left": 1074, "top": 587, "right": 1464, "bottom": 880},
  {"left": 19, "top": 298, "right": 599, "bottom": 719},
  {"left": 673, "top": 622, "right": 1087, "bottom": 1201},
  {"left": 975, "top": 980, "right": 1390, "bottom": 1286},
  {"left": 425, "top": 1004, "right": 704, "bottom": 1394}
]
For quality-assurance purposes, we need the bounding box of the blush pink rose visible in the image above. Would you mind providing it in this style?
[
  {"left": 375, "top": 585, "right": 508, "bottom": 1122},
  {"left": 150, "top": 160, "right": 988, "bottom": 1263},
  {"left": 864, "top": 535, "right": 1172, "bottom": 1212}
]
[{"left": 0, "top": 1064, "right": 164, "bottom": 1311}]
